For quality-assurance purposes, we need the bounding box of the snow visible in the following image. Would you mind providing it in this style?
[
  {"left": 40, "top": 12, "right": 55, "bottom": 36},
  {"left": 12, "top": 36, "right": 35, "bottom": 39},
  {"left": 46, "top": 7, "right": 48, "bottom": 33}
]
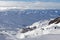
[
  {"left": 16, "top": 21, "right": 60, "bottom": 39},
  {"left": 22, "top": 34, "right": 60, "bottom": 40},
  {"left": 55, "top": 10, "right": 58, "bottom": 13},
  {"left": 0, "top": 9, "right": 60, "bottom": 40}
]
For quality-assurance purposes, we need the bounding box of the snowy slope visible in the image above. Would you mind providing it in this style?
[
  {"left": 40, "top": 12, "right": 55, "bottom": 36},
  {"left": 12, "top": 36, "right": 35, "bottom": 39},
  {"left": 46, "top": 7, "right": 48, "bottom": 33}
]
[
  {"left": 16, "top": 20, "right": 60, "bottom": 39},
  {"left": 22, "top": 34, "right": 60, "bottom": 40},
  {"left": 0, "top": 9, "right": 60, "bottom": 40}
]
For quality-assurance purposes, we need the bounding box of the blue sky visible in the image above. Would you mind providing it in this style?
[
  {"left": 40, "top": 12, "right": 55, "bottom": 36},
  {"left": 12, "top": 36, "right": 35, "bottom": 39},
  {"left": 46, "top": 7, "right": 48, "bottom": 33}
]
[{"left": 0, "top": 0, "right": 60, "bottom": 2}]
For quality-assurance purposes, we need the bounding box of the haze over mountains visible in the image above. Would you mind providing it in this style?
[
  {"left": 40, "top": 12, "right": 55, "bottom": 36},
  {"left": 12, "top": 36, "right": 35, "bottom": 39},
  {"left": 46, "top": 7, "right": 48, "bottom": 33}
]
[{"left": 0, "top": 9, "right": 60, "bottom": 28}]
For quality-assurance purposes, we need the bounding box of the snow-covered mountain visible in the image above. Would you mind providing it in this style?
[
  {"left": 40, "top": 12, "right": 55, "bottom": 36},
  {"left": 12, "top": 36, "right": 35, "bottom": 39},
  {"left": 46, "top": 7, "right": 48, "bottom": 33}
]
[
  {"left": 0, "top": 9, "right": 60, "bottom": 40},
  {"left": 0, "top": 9, "right": 60, "bottom": 28},
  {"left": 16, "top": 20, "right": 60, "bottom": 39}
]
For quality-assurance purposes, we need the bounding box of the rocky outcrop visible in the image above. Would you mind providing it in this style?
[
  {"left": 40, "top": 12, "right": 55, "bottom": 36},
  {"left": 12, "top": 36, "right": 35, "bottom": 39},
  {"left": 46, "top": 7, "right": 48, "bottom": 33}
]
[
  {"left": 48, "top": 17, "right": 60, "bottom": 25},
  {"left": 20, "top": 26, "right": 36, "bottom": 33}
]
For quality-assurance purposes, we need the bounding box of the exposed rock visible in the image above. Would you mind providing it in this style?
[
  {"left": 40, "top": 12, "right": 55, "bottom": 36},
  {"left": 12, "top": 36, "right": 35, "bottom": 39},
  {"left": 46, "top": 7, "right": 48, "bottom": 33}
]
[
  {"left": 20, "top": 26, "right": 36, "bottom": 33},
  {"left": 48, "top": 17, "right": 60, "bottom": 25}
]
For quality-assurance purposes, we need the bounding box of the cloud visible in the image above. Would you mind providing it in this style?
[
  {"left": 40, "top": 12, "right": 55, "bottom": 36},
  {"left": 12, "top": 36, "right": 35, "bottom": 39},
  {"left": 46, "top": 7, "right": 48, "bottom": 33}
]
[
  {"left": 0, "top": 0, "right": 60, "bottom": 2},
  {"left": 0, "top": 1, "right": 60, "bottom": 9}
]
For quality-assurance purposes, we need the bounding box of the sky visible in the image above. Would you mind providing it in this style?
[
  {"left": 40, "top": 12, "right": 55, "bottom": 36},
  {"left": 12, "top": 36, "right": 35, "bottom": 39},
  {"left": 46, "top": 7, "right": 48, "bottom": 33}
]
[
  {"left": 0, "top": 0, "right": 60, "bottom": 9},
  {"left": 0, "top": 0, "right": 60, "bottom": 2}
]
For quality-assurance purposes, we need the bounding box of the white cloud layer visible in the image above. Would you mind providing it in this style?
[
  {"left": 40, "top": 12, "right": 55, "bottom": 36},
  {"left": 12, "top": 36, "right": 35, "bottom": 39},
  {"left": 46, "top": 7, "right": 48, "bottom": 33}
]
[{"left": 0, "top": 1, "right": 60, "bottom": 9}]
